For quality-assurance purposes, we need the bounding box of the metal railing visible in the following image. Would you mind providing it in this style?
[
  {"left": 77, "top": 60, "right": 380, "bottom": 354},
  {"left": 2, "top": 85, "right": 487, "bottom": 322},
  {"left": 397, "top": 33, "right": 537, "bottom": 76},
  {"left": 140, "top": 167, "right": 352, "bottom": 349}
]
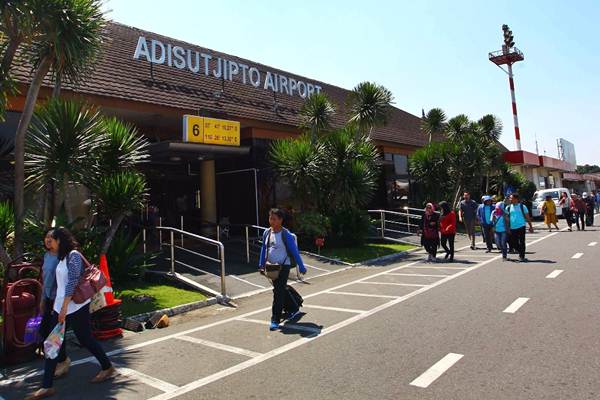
[
  {"left": 155, "top": 226, "right": 228, "bottom": 302},
  {"left": 245, "top": 225, "right": 269, "bottom": 263},
  {"left": 368, "top": 208, "right": 438, "bottom": 241}
]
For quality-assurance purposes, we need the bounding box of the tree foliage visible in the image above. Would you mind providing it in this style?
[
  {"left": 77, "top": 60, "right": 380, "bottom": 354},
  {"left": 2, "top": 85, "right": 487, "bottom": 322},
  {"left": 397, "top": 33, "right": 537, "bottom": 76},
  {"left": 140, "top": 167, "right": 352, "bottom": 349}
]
[{"left": 347, "top": 81, "right": 393, "bottom": 136}]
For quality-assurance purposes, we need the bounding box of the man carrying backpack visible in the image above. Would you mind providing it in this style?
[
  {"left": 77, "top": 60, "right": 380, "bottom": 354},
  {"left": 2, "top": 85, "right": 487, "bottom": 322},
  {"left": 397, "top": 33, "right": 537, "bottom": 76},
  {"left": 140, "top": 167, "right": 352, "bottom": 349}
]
[
  {"left": 259, "top": 208, "right": 307, "bottom": 331},
  {"left": 506, "top": 193, "right": 534, "bottom": 262},
  {"left": 477, "top": 195, "right": 495, "bottom": 253}
]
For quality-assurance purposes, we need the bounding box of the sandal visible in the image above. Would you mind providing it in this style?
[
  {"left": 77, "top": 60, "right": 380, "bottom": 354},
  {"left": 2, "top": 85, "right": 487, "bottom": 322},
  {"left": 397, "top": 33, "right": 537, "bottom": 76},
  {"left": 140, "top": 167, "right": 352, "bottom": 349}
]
[
  {"left": 91, "top": 366, "right": 117, "bottom": 383},
  {"left": 25, "top": 388, "right": 56, "bottom": 400}
]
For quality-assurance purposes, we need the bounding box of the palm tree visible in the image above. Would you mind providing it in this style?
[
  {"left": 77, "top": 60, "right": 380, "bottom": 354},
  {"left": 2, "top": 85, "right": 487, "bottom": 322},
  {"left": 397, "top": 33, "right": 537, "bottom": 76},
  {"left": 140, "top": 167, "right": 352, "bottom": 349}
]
[
  {"left": 421, "top": 108, "right": 447, "bottom": 143},
  {"left": 477, "top": 114, "right": 503, "bottom": 143},
  {"left": 98, "top": 117, "right": 150, "bottom": 174},
  {"left": 0, "top": 0, "right": 45, "bottom": 121},
  {"left": 445, "top": 114, "right": 473, "bottom": 142},
  {"left": 25, "top": 98, "right": 107, "bottom": 226},
  {"left": 96, "top": 170, "right": 148, "bottom": 254},
  {"left": 13, "top": 0, "right": 105, "bottom": 255},
  {"left": 269, "top": 134, "right": 325, "bottom": 210},
  {"left": 347, "top": 81, "right": 394, "bottom": 137},
  {"left": 299, "top": 92, "right": 335, "bottom": 144},
  {"left": 320, "top": 127, "right": 381, "bottom": 211}
]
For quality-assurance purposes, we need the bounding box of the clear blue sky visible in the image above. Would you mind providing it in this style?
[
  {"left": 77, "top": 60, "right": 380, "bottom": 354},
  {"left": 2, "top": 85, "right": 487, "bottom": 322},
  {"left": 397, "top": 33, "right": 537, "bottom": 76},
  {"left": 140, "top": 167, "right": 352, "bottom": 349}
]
[{"left": 103, "top": 0, "right": 600, "bottom": 165}]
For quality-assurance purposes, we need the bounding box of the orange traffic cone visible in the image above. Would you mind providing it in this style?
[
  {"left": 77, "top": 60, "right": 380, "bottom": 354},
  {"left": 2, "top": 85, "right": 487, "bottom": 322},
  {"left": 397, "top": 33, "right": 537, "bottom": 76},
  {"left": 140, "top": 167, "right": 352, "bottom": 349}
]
[{"left": 99, "top": 254, "right": 120, "bottom": 306}]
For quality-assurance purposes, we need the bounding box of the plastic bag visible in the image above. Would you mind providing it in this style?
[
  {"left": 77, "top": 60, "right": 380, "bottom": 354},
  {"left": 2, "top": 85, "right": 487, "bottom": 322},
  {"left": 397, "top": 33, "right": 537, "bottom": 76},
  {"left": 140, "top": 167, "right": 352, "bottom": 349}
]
[
  {"left": 24, "top": 315, "right": 43, "bottom": 345},
  {"left": 43, "top": 322, "right": 65, "bottom": 359},
  {"left": 89, "top": 291, "right": 107, "bottom": 313}
]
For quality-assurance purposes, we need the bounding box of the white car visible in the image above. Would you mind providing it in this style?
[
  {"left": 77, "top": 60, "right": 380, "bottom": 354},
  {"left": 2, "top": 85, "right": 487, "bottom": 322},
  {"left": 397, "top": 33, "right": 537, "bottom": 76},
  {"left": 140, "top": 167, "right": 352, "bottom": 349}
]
[{"left": 531, "top": 188, "right": 571, "bottom": 218}]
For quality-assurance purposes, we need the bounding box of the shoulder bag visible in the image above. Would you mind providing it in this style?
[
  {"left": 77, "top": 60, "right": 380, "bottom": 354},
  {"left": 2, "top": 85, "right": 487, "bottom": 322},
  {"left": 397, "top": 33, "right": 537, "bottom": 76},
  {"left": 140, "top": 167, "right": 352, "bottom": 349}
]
[{"left": 72, "top": 252, "right": 107, "bottom": 304}]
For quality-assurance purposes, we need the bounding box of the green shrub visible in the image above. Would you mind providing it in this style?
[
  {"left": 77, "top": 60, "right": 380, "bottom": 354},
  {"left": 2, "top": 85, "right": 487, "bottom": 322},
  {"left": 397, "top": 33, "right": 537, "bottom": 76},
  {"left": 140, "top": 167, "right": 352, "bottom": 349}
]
[
  {"left": 106, "top": 230, "right": 156, "bottom": 286},
  {"left": 296, "top": 211, "right": 330, "bottom": 242},
  {"left": 329, "top": 208, "right": 370, "bottom": 246}
]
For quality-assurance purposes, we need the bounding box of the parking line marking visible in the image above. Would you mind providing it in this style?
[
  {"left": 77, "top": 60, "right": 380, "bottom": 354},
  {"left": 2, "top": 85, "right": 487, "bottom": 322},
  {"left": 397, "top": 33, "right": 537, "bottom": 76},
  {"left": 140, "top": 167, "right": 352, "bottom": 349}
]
[
  {"left": 359, "top": 281, "right": 427, "bottom": 287},
  {"left": 228, "top": 274, "right": 267, "bottom": 289},
  {"left": 327, "top": 291, "right": 400, "bottom": 299},
  {"left": 546, "top": 270, "right": 563, "bottom": 279},
  {"left": 503, "top": 297, "right": 530, "bottom": 314},
  {"left": 410, "top": 353, "right": 464, "bottom": 388},
  {"left": 572, "top": 252, "right": 583, "bottom": 259},
  {"left": 386, "top": 273, "right": 447, "bottom": 278},
  {"left": 302, "top": 304, "right": 365, "bottom": 314},
  {"left": 306, "top": 264, "right": 330, "bottom": 272},
  {"left": 116, "top": 365, "right": 180, "bottom": 393},
  {"left": 237, "top": 318, "right": 322, "bottom": 335},
  {"left": 409, "top": 266, "right": 468, "bottom": 270},
  {"left": 588, "top": 242, "right": 597, "bottom": 247},
  {"left": 176, "top": 336, "right": 263, "bottom": 358}
]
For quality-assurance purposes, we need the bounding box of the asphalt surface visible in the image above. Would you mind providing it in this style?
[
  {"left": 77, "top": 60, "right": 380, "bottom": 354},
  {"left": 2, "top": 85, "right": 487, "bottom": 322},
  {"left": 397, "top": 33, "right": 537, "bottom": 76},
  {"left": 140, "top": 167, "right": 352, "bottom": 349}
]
[{"left": 2, "top": 218, "right": 599, "bottom": 400}]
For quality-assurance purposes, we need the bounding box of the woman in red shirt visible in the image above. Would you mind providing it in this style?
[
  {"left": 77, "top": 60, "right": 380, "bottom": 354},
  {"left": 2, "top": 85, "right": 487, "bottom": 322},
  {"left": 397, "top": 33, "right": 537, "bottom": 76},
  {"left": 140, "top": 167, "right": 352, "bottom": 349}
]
[{"left": 439, "top": 201, "right": 457, "bottom": 261}]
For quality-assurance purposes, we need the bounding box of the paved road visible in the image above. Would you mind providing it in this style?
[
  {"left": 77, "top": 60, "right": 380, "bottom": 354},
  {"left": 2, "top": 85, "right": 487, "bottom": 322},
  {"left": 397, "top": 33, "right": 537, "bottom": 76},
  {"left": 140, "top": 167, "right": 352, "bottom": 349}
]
[{"left": 2, "top": 219, "right": 599, "bottom": 399}]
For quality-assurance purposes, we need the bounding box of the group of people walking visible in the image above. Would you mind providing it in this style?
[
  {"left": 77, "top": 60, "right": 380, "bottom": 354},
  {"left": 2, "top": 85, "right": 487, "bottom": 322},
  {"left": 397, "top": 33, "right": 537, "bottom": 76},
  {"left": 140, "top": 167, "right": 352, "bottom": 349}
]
[
  {"left": 421, "top": 189, "right": 597, "bottom": 264},
  {"left": 421, "top": 191, "right": 534, "bottom": 263}
]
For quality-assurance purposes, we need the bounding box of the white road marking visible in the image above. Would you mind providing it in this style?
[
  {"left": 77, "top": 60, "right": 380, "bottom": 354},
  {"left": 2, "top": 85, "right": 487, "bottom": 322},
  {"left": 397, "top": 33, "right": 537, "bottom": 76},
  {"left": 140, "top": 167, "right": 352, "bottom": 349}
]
[
  {"left": 409, "top": 353, "right": 464, "bottom": 388},
  {"left": 228, "top": 274, "right": 267, "bottom": 289},
  {"left": 359, "top": 281, "right": 427, "bottom": 287},
  {"left": 238, "top": 318, "right": 322, "bottom": 335},
  {"left": 302, "top": 304, "right": 365, "bottom": 314},
  {"left": 588, "top": 242, "right": 597, "bottom": 247},
  {"left": 4, "top": 232, "right": 562, "bottom": 393},
  {"left": 546, "top": 270, "right": 563, "bottom": 279},
  {"left": 116, "top": 365, "right": 180, "bottom": 393},
  {"left": 385, "top": 273, "right": 447, "bottom": 278},
  {"left": 503, "top": 297, "right": 530, "bottom": 314},
  {"left": 572, "top": 252, "right": 583, "bottom": 259},
  {"left": 305, "top": 264, "right": 331, "bottom": 272},
  {"left": 176, "top": 335, "right": 263, "bottom": 358},
  {"left": 327, "top": 291, "right": 400, "bottom": 299},
  {"left": 410, "top": 266, "right": 468, "bottom": 270}
]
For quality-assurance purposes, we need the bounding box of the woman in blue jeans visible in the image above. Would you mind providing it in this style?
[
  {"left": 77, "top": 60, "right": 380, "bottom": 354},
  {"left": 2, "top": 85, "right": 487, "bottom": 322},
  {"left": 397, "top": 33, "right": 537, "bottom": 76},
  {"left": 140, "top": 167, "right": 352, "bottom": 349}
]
[
  {"left": 27, "top": 228, "right": 115, "bottom": 400},
  {"left": 492, "top": 202, "right": 509, "bottom": 261}
]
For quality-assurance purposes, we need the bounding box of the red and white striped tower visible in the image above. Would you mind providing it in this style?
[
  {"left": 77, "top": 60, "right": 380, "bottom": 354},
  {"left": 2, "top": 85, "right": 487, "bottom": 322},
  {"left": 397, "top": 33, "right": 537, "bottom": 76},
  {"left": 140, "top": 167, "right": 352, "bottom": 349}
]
[
  {"left": 507, "top": 63, "right": 521, "bottom": 150},
  {"left": 489, "top": 25, "right": 525, "bottom": 151}
]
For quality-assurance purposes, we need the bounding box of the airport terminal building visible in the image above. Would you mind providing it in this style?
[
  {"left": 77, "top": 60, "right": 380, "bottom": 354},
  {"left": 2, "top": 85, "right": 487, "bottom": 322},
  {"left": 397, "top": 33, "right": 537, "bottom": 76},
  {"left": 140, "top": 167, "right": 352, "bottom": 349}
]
[{"left": 3, "top": 22, "right": 429, "bottom": 230}]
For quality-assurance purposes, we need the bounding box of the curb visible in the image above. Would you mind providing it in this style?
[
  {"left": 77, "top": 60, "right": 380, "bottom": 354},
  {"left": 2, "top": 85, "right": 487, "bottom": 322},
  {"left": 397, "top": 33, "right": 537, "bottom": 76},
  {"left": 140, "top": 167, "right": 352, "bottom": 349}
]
[
  {"left": 356, "top": 246, "right": 422, "bottom": 266},
  {"left": 127, "top": 297, "right": 219, "bottom": 322}
]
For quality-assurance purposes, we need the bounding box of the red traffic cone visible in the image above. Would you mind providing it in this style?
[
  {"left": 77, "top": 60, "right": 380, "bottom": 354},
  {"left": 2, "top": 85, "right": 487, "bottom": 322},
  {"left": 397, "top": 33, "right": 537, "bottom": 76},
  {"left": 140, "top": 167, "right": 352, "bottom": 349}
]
[{"left": 99, "top": 254, "right": 120, "bottom": 306}]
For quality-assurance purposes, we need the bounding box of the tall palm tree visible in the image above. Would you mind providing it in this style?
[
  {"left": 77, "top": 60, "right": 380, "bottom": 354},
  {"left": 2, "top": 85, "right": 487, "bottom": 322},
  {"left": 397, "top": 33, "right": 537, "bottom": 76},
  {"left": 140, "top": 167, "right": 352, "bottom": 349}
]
[
  {"left": 477, "top": 114, "right": 503, "bottom": 143},
  {"left": 0, "top": 0, "right": 45, "bottom": 121},
  {"left": 347, "top": 81, "right": 394, "bottom": 137},
  {"left": 25, "top": 98, "right": 107, "bottom": 226},
  {"left": 421, "top": 108, "right": 447, "bottom": 143},
  {"left": 98, "top": 116, "right": 150, "bottom": 174},
  {"left": 299, "top": 92, "right": 335, "bottom": 144},
  {"left": 13, "top": 0, "right": 105, "bottom": 255}
]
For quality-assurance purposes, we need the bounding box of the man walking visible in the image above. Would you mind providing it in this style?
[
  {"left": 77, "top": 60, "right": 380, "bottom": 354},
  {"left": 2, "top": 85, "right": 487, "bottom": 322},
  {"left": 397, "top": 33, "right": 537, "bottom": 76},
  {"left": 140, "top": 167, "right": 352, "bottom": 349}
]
[
  {"left": 583, "top": 192, "right": 595, "bottom": 226},
  {"left": 595, "top": 190, "right": 600, "bottom": 214},
  {"left": 477, "top": 195, "right": 495, "bottom": 253},
  {"left": 259, "top": 208, "right": 307, "bottom": 331},
  {"left": 506, "top": 193, "right": 534, "bottom": 262},
  {"left": 573, "top": 194, "right": 587, "bottom": 230},
  {"left": 459, "top": 191, "right": 479, "bottom": 250}
]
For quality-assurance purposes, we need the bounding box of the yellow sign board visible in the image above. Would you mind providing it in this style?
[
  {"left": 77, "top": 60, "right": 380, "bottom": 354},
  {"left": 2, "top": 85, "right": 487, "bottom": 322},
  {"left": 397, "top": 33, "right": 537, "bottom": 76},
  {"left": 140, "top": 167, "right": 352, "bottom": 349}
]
[{"left": 182, "top": 115, "right": 240, "bottom": 147}]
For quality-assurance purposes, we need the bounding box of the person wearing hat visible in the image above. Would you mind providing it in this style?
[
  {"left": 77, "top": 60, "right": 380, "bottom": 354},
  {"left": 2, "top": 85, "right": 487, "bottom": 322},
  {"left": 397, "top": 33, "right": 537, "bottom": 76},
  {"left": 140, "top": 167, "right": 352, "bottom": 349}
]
[{"left": 477, "top": 195, "right": 495, "bottom": 253}]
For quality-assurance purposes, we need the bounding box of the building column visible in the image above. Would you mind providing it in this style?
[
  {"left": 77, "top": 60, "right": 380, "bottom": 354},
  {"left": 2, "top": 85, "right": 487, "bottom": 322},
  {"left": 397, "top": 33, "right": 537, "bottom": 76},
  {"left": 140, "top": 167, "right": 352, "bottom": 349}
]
[{"left": 200, "top": 160, "right": 217, "bottom": 237}]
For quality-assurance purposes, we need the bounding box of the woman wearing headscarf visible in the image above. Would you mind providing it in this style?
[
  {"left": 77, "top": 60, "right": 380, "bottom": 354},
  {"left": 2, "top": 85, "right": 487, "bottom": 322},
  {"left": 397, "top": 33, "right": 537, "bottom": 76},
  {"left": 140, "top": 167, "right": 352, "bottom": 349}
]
[
  {"left": 492, "top": 202, "right": 509, "bottom": 261},
  {"left": 420, "top": 203, "right": 440, "bottom": 262}
]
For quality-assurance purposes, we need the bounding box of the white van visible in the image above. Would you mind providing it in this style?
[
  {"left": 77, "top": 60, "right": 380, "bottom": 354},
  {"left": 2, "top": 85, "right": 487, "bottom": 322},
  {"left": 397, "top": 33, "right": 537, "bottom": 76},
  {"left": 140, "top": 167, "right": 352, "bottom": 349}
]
[{"left": 531, "top": 188, "right": 571, "bottom": 218}]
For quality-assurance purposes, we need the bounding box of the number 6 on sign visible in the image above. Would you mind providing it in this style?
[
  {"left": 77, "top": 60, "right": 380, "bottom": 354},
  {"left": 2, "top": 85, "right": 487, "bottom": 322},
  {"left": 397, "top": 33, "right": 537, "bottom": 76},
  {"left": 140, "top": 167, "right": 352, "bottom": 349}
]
[{"left": 183, "top": 115, "right": 204, "bottom": 143}]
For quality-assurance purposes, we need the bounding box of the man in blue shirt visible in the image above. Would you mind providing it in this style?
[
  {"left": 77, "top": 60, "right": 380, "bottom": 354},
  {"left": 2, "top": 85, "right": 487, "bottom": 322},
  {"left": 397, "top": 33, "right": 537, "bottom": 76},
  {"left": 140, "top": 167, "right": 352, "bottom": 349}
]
[
  {"left": 259, "top": 208, "right": 307, "bottom": 331},
  {"left": 506, "top": 193, "right": 534, "bottom": 262},
  {"left": 477, "top": 195, "right": 495, "bottom": 252}
]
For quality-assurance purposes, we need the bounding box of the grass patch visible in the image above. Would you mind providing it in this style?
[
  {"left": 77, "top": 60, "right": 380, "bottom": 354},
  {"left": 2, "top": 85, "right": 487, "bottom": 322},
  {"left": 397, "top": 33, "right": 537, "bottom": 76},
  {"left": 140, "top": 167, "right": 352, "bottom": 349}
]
[
  {"left": 318, "top": 242, "right": 416, "bottom": 263},
  {"left": 115, "top": 282, "right": 207, "bottom": 317}
]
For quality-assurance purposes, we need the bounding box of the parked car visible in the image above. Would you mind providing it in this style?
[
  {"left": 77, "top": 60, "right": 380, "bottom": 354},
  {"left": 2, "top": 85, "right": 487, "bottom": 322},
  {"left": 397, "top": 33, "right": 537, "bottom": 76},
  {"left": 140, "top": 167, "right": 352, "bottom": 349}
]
[{"left": 531, "top": 188, "right": 571, "bottom": 218}]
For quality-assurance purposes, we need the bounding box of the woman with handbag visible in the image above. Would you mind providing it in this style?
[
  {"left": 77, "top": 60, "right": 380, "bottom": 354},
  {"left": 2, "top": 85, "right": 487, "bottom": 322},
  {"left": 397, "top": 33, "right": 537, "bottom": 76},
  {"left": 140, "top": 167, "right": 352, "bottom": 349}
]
[
  {"left": 27, "top": 228, "right": 115, "bottom": 400},
  {"left": 420, "top": 203, "right": 440, "bottom": 263},
  {"left": 39, "top": 229, "right": 71, "bottom": 378}
]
